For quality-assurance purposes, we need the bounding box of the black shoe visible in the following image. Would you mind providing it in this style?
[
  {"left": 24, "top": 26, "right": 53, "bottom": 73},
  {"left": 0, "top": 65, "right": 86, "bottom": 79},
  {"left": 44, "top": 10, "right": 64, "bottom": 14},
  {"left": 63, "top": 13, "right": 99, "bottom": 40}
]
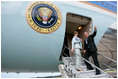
[
  {"left": 87, "top": 68, "right": 94, "bottom": 70},
  {"left": 96, "top": 72, "right": 100, "bottom": 75}
]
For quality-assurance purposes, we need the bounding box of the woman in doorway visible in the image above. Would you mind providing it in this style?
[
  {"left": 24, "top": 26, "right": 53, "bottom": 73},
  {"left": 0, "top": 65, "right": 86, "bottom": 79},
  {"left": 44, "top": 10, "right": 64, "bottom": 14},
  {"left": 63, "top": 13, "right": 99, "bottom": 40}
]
[{"left": 71, "top": 31, "right": 83, "bottom": 71}]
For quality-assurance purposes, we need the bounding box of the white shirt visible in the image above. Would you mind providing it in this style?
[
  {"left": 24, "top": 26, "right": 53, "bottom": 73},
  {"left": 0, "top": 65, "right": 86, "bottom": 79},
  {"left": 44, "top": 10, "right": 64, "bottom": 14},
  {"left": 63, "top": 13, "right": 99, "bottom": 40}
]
[
  {"left": 72, "top": 36, "right": 82, "bottom": 49},
  {"left": 86, "top": 38, "right": 88, "bottom": 44}
]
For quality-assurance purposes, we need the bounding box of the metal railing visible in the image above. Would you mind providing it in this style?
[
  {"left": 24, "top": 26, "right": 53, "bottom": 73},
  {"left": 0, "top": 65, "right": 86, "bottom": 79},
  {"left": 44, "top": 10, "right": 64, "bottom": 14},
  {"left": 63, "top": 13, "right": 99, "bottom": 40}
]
[
  {"left": 63, "top": 44, "right": 117, "bottom": 71},
  {"left": 61, "top": 45, "right": 113, "bottom": 78},
  {"left": 100, "top": 62, "right": 116, "bottom": 71},
  {"left": 97, "top": 53, "right": 117, "bottom": 64}
]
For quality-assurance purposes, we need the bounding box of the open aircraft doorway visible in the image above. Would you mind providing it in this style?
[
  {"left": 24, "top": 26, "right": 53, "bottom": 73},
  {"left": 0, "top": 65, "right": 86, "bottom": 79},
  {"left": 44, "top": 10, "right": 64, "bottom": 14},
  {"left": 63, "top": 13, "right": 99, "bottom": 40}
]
[{"left": 60, "top": 13, "right": 92, "bottom": 60}]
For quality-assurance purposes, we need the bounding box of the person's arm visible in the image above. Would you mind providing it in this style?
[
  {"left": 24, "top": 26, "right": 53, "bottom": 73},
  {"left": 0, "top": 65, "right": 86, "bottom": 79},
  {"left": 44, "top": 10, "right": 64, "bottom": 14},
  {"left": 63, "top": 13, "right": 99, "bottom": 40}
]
[
  {"left": 83, "top": 41, "right": 86, "bottom": 54},
  {"left": 91, "top": 26, "right": 97, "bottom": 38},
  {"left": 72, "top": 39, "right": 74, "bottom": 49},
  {"left": 71, "top": 38, "right": 74, "bottom": 53},
  {"left": 78, "top": 37, "right": 82, "bottom": 49},
  {"left": 80, "top": 38, "right": 82, "bottom": 42},
  {"left": 84, "top": 40, "right": 86, "bottom": 50}
]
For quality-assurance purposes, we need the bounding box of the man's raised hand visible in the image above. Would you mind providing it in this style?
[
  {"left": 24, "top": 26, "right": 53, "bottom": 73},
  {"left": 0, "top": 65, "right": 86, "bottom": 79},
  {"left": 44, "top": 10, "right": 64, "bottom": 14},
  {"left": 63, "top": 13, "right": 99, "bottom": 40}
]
[{"left": 94, "top": 26, "right": 97, "bottom": 31}]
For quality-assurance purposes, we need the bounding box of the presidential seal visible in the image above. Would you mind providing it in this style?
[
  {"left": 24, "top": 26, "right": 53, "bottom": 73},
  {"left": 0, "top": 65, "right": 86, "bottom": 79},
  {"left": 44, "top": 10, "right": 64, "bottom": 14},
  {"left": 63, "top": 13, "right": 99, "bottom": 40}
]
[{"left": 25, "top": 1, "right": 62, "bottom": 34}]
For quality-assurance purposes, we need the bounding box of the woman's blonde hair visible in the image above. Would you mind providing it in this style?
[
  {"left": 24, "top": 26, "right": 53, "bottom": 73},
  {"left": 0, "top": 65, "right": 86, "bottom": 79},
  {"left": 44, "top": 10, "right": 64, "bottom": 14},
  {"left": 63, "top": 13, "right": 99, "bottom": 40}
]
[{"left": 73, "top": 31, "right": 78, "bottom": 35}]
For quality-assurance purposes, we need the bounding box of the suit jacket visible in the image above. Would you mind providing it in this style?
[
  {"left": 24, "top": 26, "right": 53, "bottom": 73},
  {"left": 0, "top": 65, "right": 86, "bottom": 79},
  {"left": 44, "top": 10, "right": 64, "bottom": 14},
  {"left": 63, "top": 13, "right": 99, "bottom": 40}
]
[{"left": 84, "top": 30, "right": 97, "bottom": 52}]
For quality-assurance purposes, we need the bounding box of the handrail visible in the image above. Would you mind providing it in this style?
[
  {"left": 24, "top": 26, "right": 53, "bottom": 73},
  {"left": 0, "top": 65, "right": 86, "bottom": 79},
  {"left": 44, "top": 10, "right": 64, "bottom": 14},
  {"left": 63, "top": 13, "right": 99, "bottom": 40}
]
[
  {"left": 97, "top": 53, "right": 117, "bottom": 63},
  {"left": 63, "top": 44, "right": 117, "bottom": 66},
  {"left": 75, "top": 53, "right": 112, "bottom": 77},
  {"left": 62, "top": 45, "right": 112, "bottom": 78},
  {"left": 100, "top": 62, "right": 116, "bottom": 71}
]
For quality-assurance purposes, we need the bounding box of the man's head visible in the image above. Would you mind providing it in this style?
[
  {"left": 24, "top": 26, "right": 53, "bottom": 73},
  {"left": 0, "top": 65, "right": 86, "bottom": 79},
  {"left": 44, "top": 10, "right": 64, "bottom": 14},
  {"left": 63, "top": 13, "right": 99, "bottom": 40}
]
[
  {"left": 73, "top": 31, "right": 78, "bottom": 36},
  {"left": 84, "top": 32, "right": 88, "bottom": 38}
]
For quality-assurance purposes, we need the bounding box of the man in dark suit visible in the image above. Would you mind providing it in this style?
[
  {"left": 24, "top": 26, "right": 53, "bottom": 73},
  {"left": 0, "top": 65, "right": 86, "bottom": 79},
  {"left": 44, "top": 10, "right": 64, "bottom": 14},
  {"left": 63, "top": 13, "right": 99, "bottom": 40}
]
[{"left": 83, "top": 26, "right": 100, "bottom": 75}]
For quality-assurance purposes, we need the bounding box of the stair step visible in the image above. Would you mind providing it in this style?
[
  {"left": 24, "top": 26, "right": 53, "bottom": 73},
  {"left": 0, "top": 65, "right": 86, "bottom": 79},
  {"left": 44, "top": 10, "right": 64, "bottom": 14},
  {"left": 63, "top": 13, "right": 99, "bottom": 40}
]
[
  {"left": 63, "top": 61, "right": 85, "bottom": 65},
  {"left": 70, "top": 65, "right": 87, "bottom": 70},
  {"left": 78, "top": 70, "right": 96, "bottom": 77},
  {"left": 78, "top": 73, "right": 107, "bottom": 78},
  {"left": 62, "top": 57, "right": 112, "bottom": 78},
  {"left": 90, "top": 74, "right": 109, "bottom": 78},
  {"left": 79, "top": 70, "right": 95, "bottom": 74}
]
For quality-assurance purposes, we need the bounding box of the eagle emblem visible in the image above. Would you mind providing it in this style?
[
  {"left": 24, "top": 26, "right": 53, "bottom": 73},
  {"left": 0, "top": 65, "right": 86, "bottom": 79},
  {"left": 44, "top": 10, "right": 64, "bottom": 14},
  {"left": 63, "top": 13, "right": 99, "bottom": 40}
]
[
  {"left": 26, "top": 1, "right": 62, "bottom": 34},
  {"left": 38, "top": 7, "right": 53, "bottom": 24}
]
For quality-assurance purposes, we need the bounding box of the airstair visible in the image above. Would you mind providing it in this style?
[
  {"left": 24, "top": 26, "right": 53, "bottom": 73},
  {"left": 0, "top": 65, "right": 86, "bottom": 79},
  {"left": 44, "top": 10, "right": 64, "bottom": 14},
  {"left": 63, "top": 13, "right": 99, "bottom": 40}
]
[{"left": 59, "top": 43, "right": 117, "bottom": 78}]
